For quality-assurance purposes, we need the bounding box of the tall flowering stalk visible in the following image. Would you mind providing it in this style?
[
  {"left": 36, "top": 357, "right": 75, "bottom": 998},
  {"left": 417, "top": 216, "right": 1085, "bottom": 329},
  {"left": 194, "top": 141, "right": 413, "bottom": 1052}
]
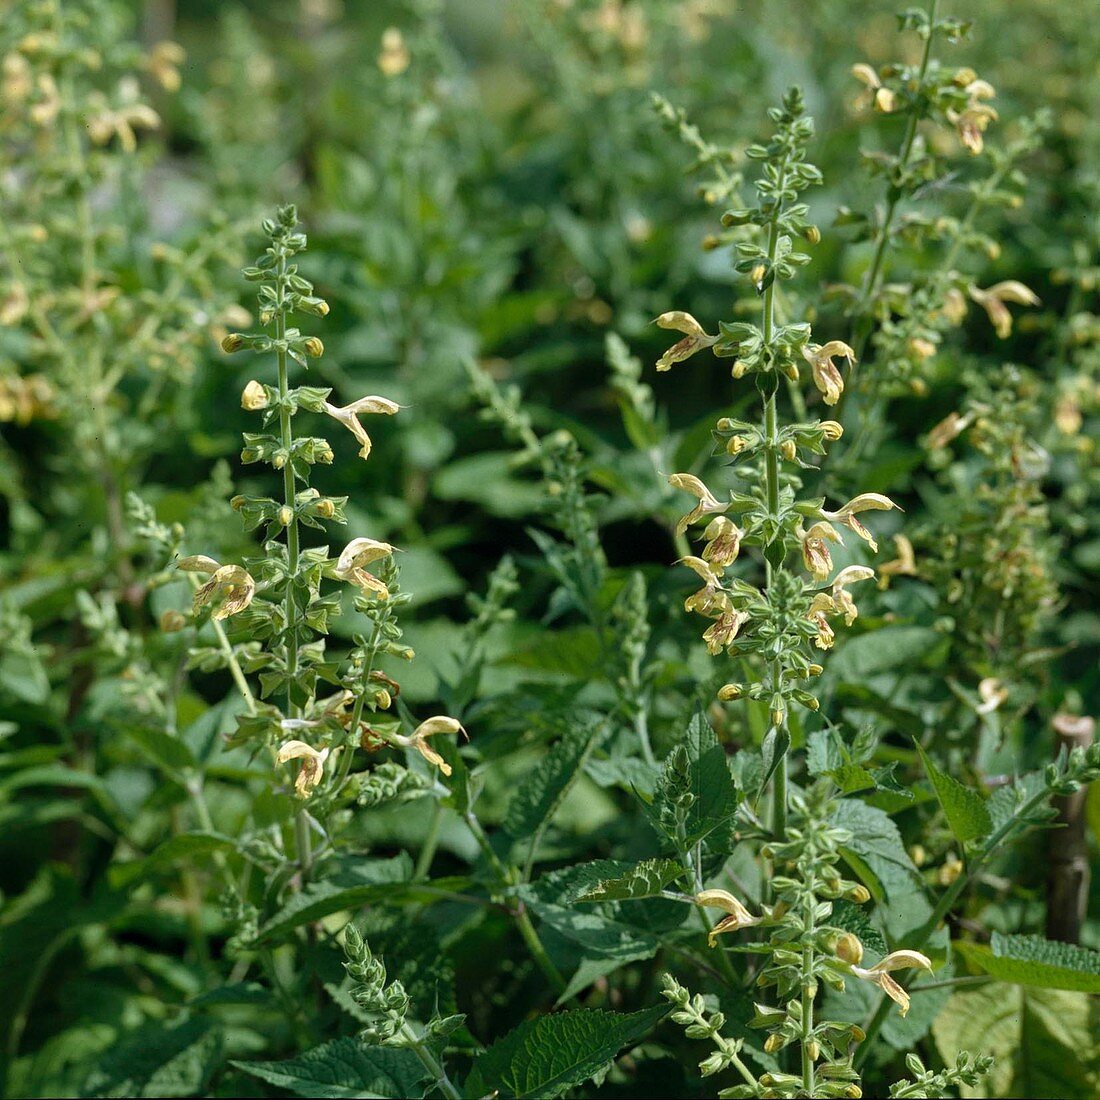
[
  {"left": 656, "top": 89, "right": 899, "bottom": 840},
  {"left": 200, "top": 206, "right": 460, "bottom": 882}
]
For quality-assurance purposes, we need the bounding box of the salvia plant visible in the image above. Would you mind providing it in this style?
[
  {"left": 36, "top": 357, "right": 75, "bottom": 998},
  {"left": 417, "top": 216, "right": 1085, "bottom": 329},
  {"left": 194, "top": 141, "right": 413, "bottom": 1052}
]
[{"left": 2, "top": 4, "right": 1098, "bottom": 1100}]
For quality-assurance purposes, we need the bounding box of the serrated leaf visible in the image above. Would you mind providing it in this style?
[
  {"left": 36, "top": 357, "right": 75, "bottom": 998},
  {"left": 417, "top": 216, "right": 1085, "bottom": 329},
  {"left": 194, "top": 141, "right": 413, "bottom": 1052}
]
[
  {"left": 831, "top": 799, "right": 922, "bottom": 905},
  {"left": 955, "top": 933, "right": 1100, "bottom": 993},
  {"left": 659, "top": 711, "right": 739, "bottom": 848},
  {"left": 464, "top": 1004, "right": 667, "bottom": 1099},
  {"left": 915, "top": 742, "right": 991, "bottom": 843},
  {"left": 574, "top": 858, "right": 685, "bottom": 903},
  {"left": 233, "top": 1038, "right": 426, "bottom": 1099},
  {"left": 83, "top": 1018, "right": 223, "bottom": 1097},
  {"left": 255, "top": 854, "right": 413, "bottom": 942},
  {"left": 933, "top": 983, "right": 1100, "bottom": 1098},
  {"left": 504, "top": 719, "right": 604, "bottom": 839}
]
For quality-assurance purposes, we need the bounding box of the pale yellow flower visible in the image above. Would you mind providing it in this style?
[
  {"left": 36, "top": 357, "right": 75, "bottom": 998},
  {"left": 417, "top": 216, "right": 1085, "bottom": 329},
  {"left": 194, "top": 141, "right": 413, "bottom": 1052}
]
[
  {"left": 702, "top": 515, "right": 742, "bottom": 568},
  {"left": 241, "top": 380, "right": 268, "bottom": 411},
  {"left": 976, "top": 677, "right": 1008, "bottom": 715},
  {"left": 378, "top": 27, "right": 410, "bottom": 76},
  {"left": 831, "top": 565, "right": 876, "bottom": 625},
  {"left": 654, "top": 312, "right": 719, "bottom": 372},
  {"left": 926, "top": 411, "right": 972, "bottom": 449},
  {"left": 324, "top": 395, "right": 400, "bottom": 460},
  {"left": 668, "top": 472, "right": 729, "bottom": 535},
  {"left": 678, "top": 556, "right": 730, "bottom": 616},
  {"left": 192, "top": 564, "right": 256, "bottom": 620},
  {"left": 396, "top": 716, "right": 462, "bottom": 777},
  {"left": 277, "top": 739, "right": 330, "bottom": 797},
  {"left": 821, "top": 493, "right": 900, "bottom": 552},
  {"left": 877, "top": 535, "right": 917, "bottom": 588},
  {"left": 851, "top": 62, "right": 897, "bottom": 112},
  {"left": 696, "top": 889, "right": 762, "bottom": 946},
  {"left": 702, "top": 609, "right": 749, "bottom": 655},
  {"left": 808, "top": 593, "right": 836, "bottom": 650},
  {"left": 968, "top": 281, "right": 1040, "bottom": 338},
  {"left": 850, "top": 950, "right": 932, "bottom": 1017},
  {"left": 802, "top": 341, "right": 856, "bottom": 406},
  {"left": 801, "top": 521, "right": 842, "bottom": 581},
  {"left": 334, "top": 537, "right": 398, "bottom": 598}
]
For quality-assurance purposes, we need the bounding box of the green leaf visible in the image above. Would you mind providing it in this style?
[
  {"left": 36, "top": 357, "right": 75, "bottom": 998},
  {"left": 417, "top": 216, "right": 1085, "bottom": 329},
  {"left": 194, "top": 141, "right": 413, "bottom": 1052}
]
[
  {"left": 915, "top": 742, "right": 991, "bottom": 843},
  {"left": 831, "top": 799, "right": 922, "bottom": 905},
  {"left": 955, "top": 933, "right": 1100, "bottom": 993},
  {"left": 255, "top": 854, "right": 413, "bottom": 942},
  {"left": 574, "top": 858, "right": 685, "bottom": 903},
  {"left": 233, "top": 1038, "right": 426, "bottom": 1099},
  {"left": 504, "top": 719, "right": 604, "bottom": 839},
  {"left": 464, "top": 1004, "right": 667, "bottom": 1099},
  {"left": 933, "top": 983, "right": 1100, "bottom": 1098},
  {"left": 83, "top": 1018, "right": 223, "bottom": 1097},
  {"left": 109, "top": 832, "right": 235, "bottom": 888},
  {"left": 126, "top": 726, "right": 198, "bottom": 776}
]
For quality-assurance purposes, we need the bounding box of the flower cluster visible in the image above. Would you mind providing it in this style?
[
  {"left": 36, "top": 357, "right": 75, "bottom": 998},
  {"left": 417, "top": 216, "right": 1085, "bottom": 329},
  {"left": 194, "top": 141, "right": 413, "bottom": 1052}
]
[{"left": 192, "top": 207, "right": 461, "bottom": 868}]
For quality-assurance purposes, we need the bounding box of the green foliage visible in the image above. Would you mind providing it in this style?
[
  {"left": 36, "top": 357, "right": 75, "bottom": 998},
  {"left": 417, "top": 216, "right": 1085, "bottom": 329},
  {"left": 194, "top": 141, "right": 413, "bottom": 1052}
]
[{"left": 0, "top": 2, "right": 1096, "bottom": 1099}]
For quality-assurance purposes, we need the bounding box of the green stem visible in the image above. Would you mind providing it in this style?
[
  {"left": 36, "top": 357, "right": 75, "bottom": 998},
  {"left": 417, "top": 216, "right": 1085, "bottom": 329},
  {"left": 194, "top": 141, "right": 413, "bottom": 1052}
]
[
  {"left": 399, "top": 1023, "right": 463, "bottom": 1100},
  {"left": 800, "top": 887, "right": 816, "bottom": 1096},
  {"left": 415, "top": 800, "right": 443, "bottom": 879},
  {"left": 854, "top": 783, "right": 1053, "bottom": 1068}
]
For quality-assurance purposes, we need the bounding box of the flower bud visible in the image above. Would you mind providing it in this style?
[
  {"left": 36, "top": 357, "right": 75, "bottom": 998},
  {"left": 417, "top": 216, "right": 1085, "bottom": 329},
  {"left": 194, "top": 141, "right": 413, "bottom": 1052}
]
[
  {"left": 229, "top": 495, "right": 246, "bottom": 511},
  {"left": 806, "top": 1040, "right": 820, "bottom": 1062},
  {"left": 278, "top": 505, "right": 294, "bottom": 526},
  {"left": 159, "top": 609, "right": 187, "bottom": 633},
  {"left": 374, "top": 688, "right": 392, "bottom": 709},
  {"left": 835, "top": 933, "right": 864, "bottom": 966},
  {"left": 272, "top": 452, "right": 287, "bottom": 469},
  {"left": 803, "top": 224, "right": 821, "bottom": 245},
  {"left": 779, "top": 439, "right": 797, "bottom": 461},
  {"left": 764, "top": 1033, "right": 785, "bottom": 1053},
  {"left": 221, "top": 333, "right": 245, "bottom": 353},
  {"left": 726, "top": 434, "right": 748, "bottom": 455},
  {"left": 303, "top": 337, "right": 324, "bottom": 358},
  {"left": 718, "top": 683, "right": 743, "bottom": 700},
  {"left": 820, "top": 420, "right": 843, "bottom": 441},
  {"left": 846, "top": 884, "right": 870, "bottom": 903},
  {"left": 241, "top": 380, "right": 268, "bottom": 410},
  {"left": 315, "top": 498, "right": 335, "bottom": 518},
  {"left": 750, "top": 262, "right": 767, "bottom": 285}
]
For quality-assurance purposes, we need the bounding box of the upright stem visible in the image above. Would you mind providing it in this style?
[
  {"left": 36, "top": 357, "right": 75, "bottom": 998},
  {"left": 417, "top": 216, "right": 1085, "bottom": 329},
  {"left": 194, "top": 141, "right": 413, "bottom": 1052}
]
[
  {"left": 800, "top": 884, "right": 817, "bottom": 1096},
  {"left": 276, "top": 255, "right": 311, "bottom": 881},
  {"left": 399, "top": 1023, "right": 463, "bottom": 1100},
  {"left": 761, "top": 175, "right": 789, "bottom": 843}
]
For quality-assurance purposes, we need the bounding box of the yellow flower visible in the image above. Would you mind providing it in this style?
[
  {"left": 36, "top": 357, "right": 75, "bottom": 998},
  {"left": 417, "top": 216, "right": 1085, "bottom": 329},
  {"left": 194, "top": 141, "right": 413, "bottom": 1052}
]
[
  {"left": 926, "top": 411, "right": 971, "bottom": 449},
  {"left": 808, "top": 593, "right": 836, "bottom": 650},
  {"left": 378, "top": 27, "right": 410, "bottom": 76},
  {"left": 241, "top": 380, "right": 268, "bottom": 410},
  {"left": 276, "top": 739, "right": 330, "bottom": 797},
  {"left": 976, "top": 676, "right": 1008, "bottom": 715},
  {"left": 654, "top": 311, "right": 719, "bottom": 372},
  {"left": 174, "top": 554, "right": 221, "bottom": 574},
  {"left": 967, "top": 281, "right": 1040, "bottom": 338},
  {"left": 334, "top": 538, "right": 398, "bottom": 598},
  {"left": 702, "top": 609, "right": 749, "bottom": 655},
  {"left": 702, "top": 515, "right": 742, "bottom": 568},
  {"left": 850, "top": 950, "right": 932, "bottom": 1017},
  {"left": 695, "top": 889, "right": 762, "bottom": 947},
  {"left": 877, "top": 534, "right": 917, "bottom": 588},
  {"left": 831, "top": 565, "right": 876, "bottom": 625},
  {"left": 821, "top": 493, "right": 900, "bottom": 552},
  {"left": 851, "top": 62, "right": 897, "bottom": 112},
  {"left": 678, "top": 556, "right": 730, "bottom": 616},
  {"left": 668, "top": 472, "right": 729, "bottom": 535},
  {"left": 801, "top": 521, "right": 842, "bottom": 581},
  {"left": 397, "top": 716, "right": 462, "bottom": 777},
  {"left": 948, "top": 78, "right": 997, "bottom": 154},
  {"left": 802, "top": 341, "right": 856, "bottom": 406},
  {"left": 323, "top": 395, "right": 400, "bottom": 460},
  {"left": 192, "top": 564, "right": 256, "bottom": 620}
]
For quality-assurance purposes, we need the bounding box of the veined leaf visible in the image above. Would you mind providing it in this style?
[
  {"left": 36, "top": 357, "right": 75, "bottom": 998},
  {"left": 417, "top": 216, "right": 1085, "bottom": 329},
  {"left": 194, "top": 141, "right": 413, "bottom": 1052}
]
[
  {"left": 83, "top": 1018, "right": 223, "bottom": 1098},
  {"left": 464, "top": 1004, "right": 667, "bottom": 1099},
  {"left": 504, "top": 719, "right": 604, "bottom": 839},
  {"left": 916, "top": 742, "right": 991, "bottom": 843},
  {"left": 255, "top": 854, "right": 413, "bottom": 942},
  {"left": 955, "top": 933, "right": 1100, "bottom": 994},
  {"left": 109, "top": 832, "right": 235, "bottom": 888},
  {"left": 574, "top": 858, "right": 685, "bottom": 903},
  {"left": 233, "top": 1038, "right": 426, "bottom": 1099},
  {"left": 832, "top": 799, "right": 922, "bottom": 905}
]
